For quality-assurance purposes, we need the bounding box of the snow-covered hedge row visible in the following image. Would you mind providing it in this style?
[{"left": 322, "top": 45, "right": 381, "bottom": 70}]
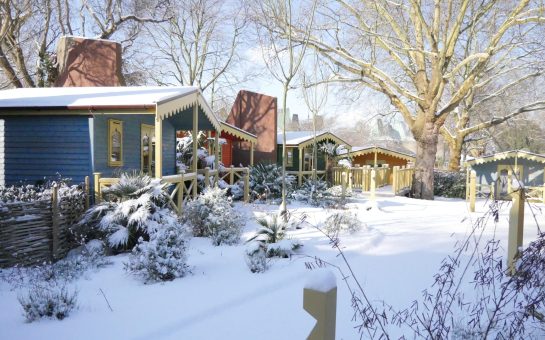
[{"left": 433, "top": 170, "right": 466, "bottom": 198}]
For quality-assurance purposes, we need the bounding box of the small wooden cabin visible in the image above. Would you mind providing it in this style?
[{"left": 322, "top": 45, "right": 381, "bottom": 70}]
[
  {"left": 0, "top": 86, "right": 220, "bottom": 189},
  {"left": 349, "top": 145, "right": 415, "bottom": 168},
  {"left": 277, "top": 131, "right": 351, "bottom": 184},
  {"left": 465, "top": 150, "right": 545, "bottom": 199},
  {"left": 213, "top": 122, "right": 257, "bottom": 167}
]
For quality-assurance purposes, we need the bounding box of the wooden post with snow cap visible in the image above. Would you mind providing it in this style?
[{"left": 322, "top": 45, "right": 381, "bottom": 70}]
[
  {"left": 51, "top": 184, "right": 60, "bottom": 260},
  {"left": 507, "top": 188, "right": 525, "bottom": 275},
  {"left": 392, "top": 166, "right": 399, "bottom": 195},
  {"left": 341, "top": 170, "right": 347, "bottom": 200},
  {"left": 370, "top": 168, "right": 376, "bottom": 201},
  {"left": 304, "top": 269, "right": 337, "bottom": 340},
  {"left": 84, "top": 175, "right": 90, "bottom": 210},
  {"left": 469, "top": 170, "right": 476, "bottom": 212},
  {"left": 244, "top": 168, "right": 250, "bottom": 203},
  {"left": 93, "top": 172, "right": 102, "bottom": 204}
]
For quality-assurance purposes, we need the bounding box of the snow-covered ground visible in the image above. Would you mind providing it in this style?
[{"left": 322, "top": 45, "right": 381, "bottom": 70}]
[{"left": 1, "top": 194, "right": 543, "bottom": 340}]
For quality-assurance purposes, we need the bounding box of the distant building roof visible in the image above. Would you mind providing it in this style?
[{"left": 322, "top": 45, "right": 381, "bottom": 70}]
[
  {"left": 277, "top": 130, "right": 350, "bottom": 148},
  {"left": 465, "top": 150, "right": 545, "bottom": 166}
]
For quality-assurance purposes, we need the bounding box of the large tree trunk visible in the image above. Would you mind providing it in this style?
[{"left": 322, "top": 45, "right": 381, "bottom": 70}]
[
  {"left": 412, "top": 122, "right": 439, "bottom": 200},
  {"left": 447, "top": 138, "right": 463, "bottom": 171}
]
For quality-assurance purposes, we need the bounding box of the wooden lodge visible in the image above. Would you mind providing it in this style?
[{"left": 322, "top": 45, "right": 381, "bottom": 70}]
[
  {"left": 465, "top": 150, "right": 545, "bottom": 200},
  {"left": 276, "top": 131, "right": 351, "bottom": 185}
]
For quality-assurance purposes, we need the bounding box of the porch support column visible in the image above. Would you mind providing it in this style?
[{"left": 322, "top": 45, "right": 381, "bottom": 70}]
[
  {"left": 214, "top": 134, "right": 220, "bottom": 170},
  {"left": 374, "top": 147, "right": 378, "bottom": 167},
  {"left": 250, "top": 142, "right": 254, "bottom": 166},
  {"left": 192, "top": 102, "right": 198, "bottom": 197},
  {"left": 154, "top": 114, "right": 163, "bottom": 179},
  {"left": 298, "top": 146, "right": 303, "bottom": 186}
]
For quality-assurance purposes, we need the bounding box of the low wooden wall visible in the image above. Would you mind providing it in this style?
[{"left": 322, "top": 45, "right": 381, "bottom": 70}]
[{"left": 0, "top": 185, "right": 87, "bottom": 267}]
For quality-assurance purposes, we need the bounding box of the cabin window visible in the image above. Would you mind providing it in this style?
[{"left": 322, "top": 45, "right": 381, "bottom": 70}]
[
  {"left": 303, "top": 148, "right": 314, "bottom": 171},
  {"left": 287, "top": 148, "right": 294, "bottom": 167},
  {"left": 141, "top": 124, "right": 155, "bottom": 174},
  {"left": 108, "top": 119, "right": 123, "bottom": 166}
]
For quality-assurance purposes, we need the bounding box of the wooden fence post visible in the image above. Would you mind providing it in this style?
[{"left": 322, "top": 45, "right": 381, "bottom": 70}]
[
  {"left": 230, "top": 165, "right": 235, "bottom": 185},
  {"left": 466, "top": 167, "right": 470, "bottom": 201},
  {"left": 244, "top": 168, "right": 250, "bottom": 203},
  {"left": 507, "top": 188, "right": 525, "bottom": 275},
  {"left": 304, "top": 271, "right": 337, "bottom": 340},
  {"left": 51, "top": 184, "right": 60, "bottom": 260},
  {"left": 348, "top": 169, "right": 353, "bottom": 191},
  {"left": 542, "top": 184, "right": 545, "bottom": 204},
  {"left": 84, "top": 175, "right": 90, "bottom": 210},
  {"left": 392, "top": 166, "right": 399, "bottom": 195},
  {"left": 178, "top": 172, "right": 185, "bottom": 214},
  {"left": 204, "top": 167, "right": 210, "bottom": 188},
  {"left": 469, "top": 170, "right": 476, "bottom": 212},
  {"left": 370, "top": 168, "right": 376, "bottom": 201},
  {"left": 341, "top": 171, "right": 346, "bottom": 200},
  {"left": 93, "top": 172, "right": 102, "bottom": 204}
]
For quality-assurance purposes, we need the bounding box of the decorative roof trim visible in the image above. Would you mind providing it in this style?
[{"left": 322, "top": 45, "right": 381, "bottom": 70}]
[
  {"left": 349, "top": 146, "right": 415, "bottom": 162},
  {"left": 281, "top": 131, "right": 351, "bottom": 148},
  {"left": 465, "top": 150, "right": 545, "bottom": 166},
  {"left": 220, "top": 122, "right": 257, "bottom": 143},
  {"left": 156, "top": 91, "right": 220, "bottom": 131}
]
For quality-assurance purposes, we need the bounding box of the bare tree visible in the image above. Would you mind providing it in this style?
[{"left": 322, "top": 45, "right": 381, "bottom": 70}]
[
  {"left": 274, "top": 0, "right": 545, "bottom": 199},
  {"left": 252, "top": 0, "right": 317, "bottom": 218},
  {"left": 142, "top": 0, "right": 249, "bottom": 109},
  {"left": 440, "top": 29, "right": 545, "bottom": 170},
  {"left": 301, "top": 53, "right": 329, "bottom": 181},
  {"left": 0, "top": 0, "right": 168, "bottom": 89}
]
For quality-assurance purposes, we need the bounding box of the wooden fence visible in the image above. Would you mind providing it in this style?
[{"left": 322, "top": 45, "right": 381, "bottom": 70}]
[
  {"left": 0, "top": 183, "right": 88, "bottom": 267},
  {"left": 332, "top": 166, "right": 389, "bottom": 190},
  {"left": 94, "top": 168, "right": 250, "bottom": 215},
  {"left": 392, "top": 166, "right": 414, "bottom": 195}
]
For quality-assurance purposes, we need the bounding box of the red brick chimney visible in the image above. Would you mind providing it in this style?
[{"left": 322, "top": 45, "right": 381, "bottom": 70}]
[{"left": 54, "top": 36, "right": 125, "bottom": 87}]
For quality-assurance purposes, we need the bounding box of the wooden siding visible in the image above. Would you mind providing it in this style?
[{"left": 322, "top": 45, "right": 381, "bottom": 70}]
[
  {"left": 0, "top": 116, "right": 91, "bottom": 186},
  {"left": 472, "top": 158, "right": 545, "bottom": 187},
  {"left": 352, "top": 153, "right": 409, "bottom": 167},
  {"left": 93, "top": 115, "right": 176, "bottom": 177},
  {"left": 222, "top": 139, "right": 233, "bottom": 166},
  {"left": 276, "top": 146, "right": 327, "bottom": 171}
]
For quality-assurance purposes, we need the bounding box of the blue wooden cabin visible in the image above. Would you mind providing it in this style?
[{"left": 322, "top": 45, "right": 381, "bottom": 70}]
[
  {"left": 0, "top": 86, "right": 221, "bottom": 191},
  {"left": 465, "top": 150, "right": 545, "bottom": 199}
]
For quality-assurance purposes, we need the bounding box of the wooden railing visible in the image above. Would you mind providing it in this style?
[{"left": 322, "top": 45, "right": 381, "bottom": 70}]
[
  {"left": 287, "top": 170, "right": 327, "bottom": 186},
  {"left": 218, "top": 166, "right": 250, "bottom": 202},
  {"left": 93, "top": 172, "right": 199, "bottom": 215},
  {"left": 391, "top": 166, "right": 414, "bottom": 195},
  {"left": 332, "top": 165, "right": 390, "bottom": 190},
  {"left": 526, "top": 185, "right": 545, "bottom": 203}
]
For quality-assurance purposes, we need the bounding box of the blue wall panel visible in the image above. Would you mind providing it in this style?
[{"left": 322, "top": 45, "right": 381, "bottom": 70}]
[
  {"left": 92, "top": 114, "right": 176, "bottom": 177},
  {"left": 0, "top": 115, "right": 91, "bottom": 185},
  {"left": 474, "top": 158, "right": 545, "bottom": 187}
]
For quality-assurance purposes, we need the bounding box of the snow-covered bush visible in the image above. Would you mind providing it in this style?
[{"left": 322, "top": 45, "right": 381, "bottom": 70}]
[
  {"left": 247, "top": 214, "right": 302, "bottom": 259},
  {"left": 18, "top": 283, "right": 78, "bottom": 322},
  {"left": 244, "top": 241, "right": 269, "bottom": 273},
  {"left": 184, "top": 187, "right": 243, "bottom": 246},
  {"left": 249, "top": 163, "right": 295, "bottom": 201},
  {"left": 77, "top": 172, "right": 176, "bottom": 251},
  {"left": 433, "top": 170, "right": 466, "bottom": 198},
  {"left": 125, "top": 224, "right": 190, "bottom": 282},
  {"left": 326, "top": 185, "right": 352, "bottom": 197},
  {"left": 0, "top": 174, "right": 77, "bottom": 204},
  {"left": 323, "top": 212, "right": 362, "bottom": 236}
]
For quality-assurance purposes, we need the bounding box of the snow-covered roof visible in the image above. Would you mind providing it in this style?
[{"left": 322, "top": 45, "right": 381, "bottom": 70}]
[
  {"left": 0, "top": 86, "right": 221, "bottom": 131},
  {"left": 465, "top": 150, "right": 545, "bottom": 166},
  {"left": 220, "top": 121, "right": 257, "bottom": 143},
  {"left": 277, "top": 130, "right": 350, "bottom": 147},
  {"left": 348, "top": 144, "right": 415, "bottom": 159},
  {"left": 0, "top": 86, "right": 197, "bottom": 109}
]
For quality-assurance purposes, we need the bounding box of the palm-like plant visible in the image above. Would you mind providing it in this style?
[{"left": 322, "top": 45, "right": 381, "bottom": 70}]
[{"left": 247, "top": 214, "right": 287, "bottom": 244}]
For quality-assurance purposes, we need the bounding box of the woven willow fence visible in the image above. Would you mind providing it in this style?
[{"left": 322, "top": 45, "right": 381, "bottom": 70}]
[{"left": 0, "top": 182, "right": 88, "bottom": 267}]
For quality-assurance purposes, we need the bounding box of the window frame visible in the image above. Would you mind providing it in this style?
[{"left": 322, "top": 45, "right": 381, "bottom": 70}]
[
  {"left": 286, "top": 147, "right": 294, "bottom": 167},
  {"left": 108, "top": 119, "right": 123, "bottom": 167}
]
